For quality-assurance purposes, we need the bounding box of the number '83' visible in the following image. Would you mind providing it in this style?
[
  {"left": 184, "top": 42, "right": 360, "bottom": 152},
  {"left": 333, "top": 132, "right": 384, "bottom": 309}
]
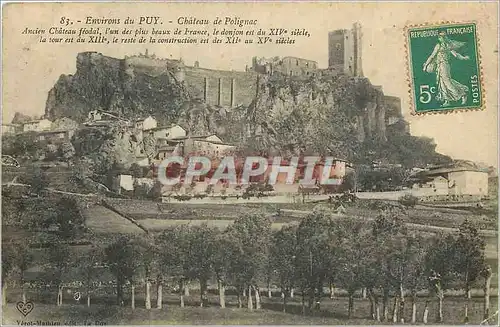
[{"left": 418, "top": 85, "right": 436, "bottom": 104}]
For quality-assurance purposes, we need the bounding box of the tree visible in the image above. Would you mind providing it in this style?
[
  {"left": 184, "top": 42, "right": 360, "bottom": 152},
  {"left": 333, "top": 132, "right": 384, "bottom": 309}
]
[
  {"left": 2, "top": 243, "right": 17, "bottom": 306},
  {"left": 8, "top": 241, "right": 33, "bottom": 303},
  {"left": 371, "top": 206, "right": 408, "bottom": 322},
  {"left": 425, "top": 232, "right": 459, "bottom": 323},
  {"left": 133, "top": 235, "right": 158, "bottom": 310},
  {"left": 22, "top": 166, "right": 49, "bottom": 196},
  {"left": 42, "top": 197, "right": 85, "bottom": 240},
  {"left": 184, "top": 225, "right": 218, "bottom": 307},
  {"left": 453, "top": 219, "right": 487, "bottom": 323},
  {"left": 270, "top": 225, "right": 297, "bottom": 313},
  {"left": 45, "top": 143, "right": 59, "bottom": 161},
  {"left": 59, "top": 142, "right": 76, "bottom": 162},
  {"left": 403, "top": 234, "right": 429, "bottom": 324},
  {"left": 335, "top": 218, "right": 372, "bottom": 319},
  {"left": 156, "top": 227, "right": 189, "bottom": 308},
  {"left": 212, "top": 232, "right": 236, "bottom": 308},
  {"left": 79, "top": 244, "right": 103, "bottom": 307},
  {"left": 226, "top": 213, "right": 272, "bottom": 311},
  {"left": 295, "top": 207, "right": 337, "bottom": 315},
  {"left": 105, "top": 236, "right": 142, "bottom": 306},
  {"left": 46, "top": 241, "right": 72, "bottom": 306}
]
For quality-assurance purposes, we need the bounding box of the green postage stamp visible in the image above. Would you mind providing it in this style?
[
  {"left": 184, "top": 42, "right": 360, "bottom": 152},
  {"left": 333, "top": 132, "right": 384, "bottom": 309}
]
[{"left": 406, "top": 22, "right": 483, "bottom": 114}]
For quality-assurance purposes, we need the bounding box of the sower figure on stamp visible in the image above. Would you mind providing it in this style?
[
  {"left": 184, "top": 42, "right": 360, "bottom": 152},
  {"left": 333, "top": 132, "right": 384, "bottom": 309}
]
[{"left": 423, "top": 31, "right": 470, "bottom": 107}]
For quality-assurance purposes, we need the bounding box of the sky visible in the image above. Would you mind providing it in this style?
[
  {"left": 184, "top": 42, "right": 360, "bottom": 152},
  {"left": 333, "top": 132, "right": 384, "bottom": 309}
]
[{"left": 2, "top": 2, "right": 498, "bottom": 166}]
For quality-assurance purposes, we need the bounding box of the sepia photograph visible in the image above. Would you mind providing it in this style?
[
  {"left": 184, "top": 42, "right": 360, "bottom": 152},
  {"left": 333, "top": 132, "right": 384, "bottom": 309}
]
[{"left": 1, "top": 2, "right": 498, "bottom": 325}]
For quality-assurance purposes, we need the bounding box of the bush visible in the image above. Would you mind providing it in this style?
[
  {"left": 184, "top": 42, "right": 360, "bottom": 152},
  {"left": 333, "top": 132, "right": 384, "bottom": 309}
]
[{"left": 398, "top": 194, "right": 419, "bottom": 208}]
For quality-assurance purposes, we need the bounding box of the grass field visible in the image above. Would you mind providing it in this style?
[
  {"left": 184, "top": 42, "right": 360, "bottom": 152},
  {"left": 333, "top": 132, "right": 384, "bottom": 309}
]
[{"left": 3, "top": 292, "right": 498, "bottom": 325}]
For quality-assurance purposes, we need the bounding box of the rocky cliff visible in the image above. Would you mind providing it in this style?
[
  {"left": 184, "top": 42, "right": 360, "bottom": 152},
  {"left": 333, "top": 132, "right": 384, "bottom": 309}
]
[
  {"left": 45, "top": 52, "right": 188, "bottom": 125},
  {"left": 46, "top": 52, "right": 445, "bottom": 165}
]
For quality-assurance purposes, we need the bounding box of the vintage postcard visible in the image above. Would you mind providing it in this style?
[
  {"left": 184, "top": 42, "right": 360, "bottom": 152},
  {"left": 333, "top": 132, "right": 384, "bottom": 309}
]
[{"left": 1, "top": 2, "right": 498, "bottom": 326}]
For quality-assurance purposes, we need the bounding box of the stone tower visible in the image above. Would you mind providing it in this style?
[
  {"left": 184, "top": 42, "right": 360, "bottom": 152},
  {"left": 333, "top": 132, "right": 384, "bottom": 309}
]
[{"left": 328, "top": 23, "right": 363, "bottom": 76}]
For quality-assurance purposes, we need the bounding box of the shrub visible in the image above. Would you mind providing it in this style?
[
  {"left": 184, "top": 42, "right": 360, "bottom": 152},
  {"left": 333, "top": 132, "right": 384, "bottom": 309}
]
[{"left": 398, "top": 194, "right": 419, "bottom": 208}]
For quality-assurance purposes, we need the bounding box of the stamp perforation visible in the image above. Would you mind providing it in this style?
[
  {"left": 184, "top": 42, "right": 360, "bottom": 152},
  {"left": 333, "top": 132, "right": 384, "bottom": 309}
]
[{"left": 404, "top": 20, "right": 486, "bottom": 116}]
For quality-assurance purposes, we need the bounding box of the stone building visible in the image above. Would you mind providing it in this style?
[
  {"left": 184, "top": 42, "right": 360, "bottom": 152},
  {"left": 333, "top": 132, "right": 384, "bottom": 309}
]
[
  {"left": 251, "top": 56, "right": 318, "bottom": 77},
  {"left": 328, "top": 22, "right": 363, "bottom": 76},
  {"left": 415, "top": 166, "right": 489, "bottom": 198},
  {"left": 22, "top": 119, "right": 52, "bottom": 133}
]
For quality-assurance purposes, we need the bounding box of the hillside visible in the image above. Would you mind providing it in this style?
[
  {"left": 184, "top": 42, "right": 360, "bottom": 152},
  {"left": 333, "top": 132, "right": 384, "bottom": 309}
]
[{"left": 44, "top": 52, "right": 450, "bottom": 166}]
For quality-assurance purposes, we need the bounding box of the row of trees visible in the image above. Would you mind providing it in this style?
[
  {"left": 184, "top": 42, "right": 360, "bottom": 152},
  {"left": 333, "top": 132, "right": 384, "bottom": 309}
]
[{"left": 2, "top": 204, "right": 493, "bottom": 324}]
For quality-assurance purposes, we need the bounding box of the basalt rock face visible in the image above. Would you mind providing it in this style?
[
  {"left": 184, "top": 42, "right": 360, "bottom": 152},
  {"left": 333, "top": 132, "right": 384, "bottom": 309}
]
[
  {"left": 45, "top": 52, "right": 188, "bottom": 125},
  {"left": 45, "top": 52, "right": 392, "bottom": 159}
]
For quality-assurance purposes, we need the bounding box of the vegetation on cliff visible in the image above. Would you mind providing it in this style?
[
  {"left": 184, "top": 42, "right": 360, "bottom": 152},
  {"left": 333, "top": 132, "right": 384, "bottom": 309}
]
[{"left": 44, "top": 52, "right": 451, "bottom": 169}]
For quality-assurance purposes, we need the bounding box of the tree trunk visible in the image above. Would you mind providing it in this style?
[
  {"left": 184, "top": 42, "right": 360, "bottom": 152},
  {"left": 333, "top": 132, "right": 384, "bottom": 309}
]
[
  {"left": 180, "top": 280, "right": 185, "bottom": 308},
  {"left": 362, "top": 288, "right": 367, "bottom": 299},
  {"left": 368, "top": 292, "right": 375, "bottom": 319},
  {"left": 87, "top": 294, "right": 91, "bottom": 307},
  {"left": 57, "top": 284, "right": 63, "bottom": 306},
  {"left": 283, "top": 291, "right": 287, "bottom": 313},
  {"left": 157, "top": 282, "right": 163, "bottom": 309},
  {"left": 436, "top": 290, "right": 444, "bottom": 323},
  {"left": 483, "top": 269, "right": 492, "bottom": 320},
  {"left": 411, "top": 294, "right": 417, "bottom": 324},
  {"left": 423, "top": 300, "right": 429, "bottom": 324},
  {"left": 145, "top": 280, "right": 151, "bottom": 309},
  {"left": 290, "top": 288, "right": 294, "bottom": 298},
  {"left": 301, "top": 291, "right": 306, "bottom": 315},
  {"left": 243, "top": 288, "right": 246, "bottom": 297},
  {"left": 255, "top": 286, "right": 261, "bottom": 310},
  {"left": 131, "top": 284, "right": 135, "bottom": 309},
  {"left": 2, "top": 283, "right": 7, "bottom": 306},
  {"left": 20, "top": 280, "right": 26, "bottom": 304},
  {"left": 367, "top": 289, "right": 380, "bottom": 321},
  {"left": 200, "top": 279, "right": 206, "bottom": 307},
  {"left": 399, "top": 283, "right": 405, "bottom": 323},
  {"left": 464, "top": 283, "right": 470, "bottom": 323},
  {"left": 348, "top": 293, "right": 354, "bottom": 318},
  {"left": 218, "top": 280, "right": 225, "bottom": 308},
  {"left": 237, "top": 291, "right": 242, "bottom": 309},
  {"left": 375, "top": 301, "right": 381, "bottom": 322},
  {"left": 116, "top": 279, "right": 123, "bottom": 306},
  {"left": 247, "top": 285, "right": 254, "bottom": 311},
  {"left": 392, "top": 297, "right": 398, "bottom": 323},
  {"left": 382, "top": 289, "right": 389, "bottom": 321}
]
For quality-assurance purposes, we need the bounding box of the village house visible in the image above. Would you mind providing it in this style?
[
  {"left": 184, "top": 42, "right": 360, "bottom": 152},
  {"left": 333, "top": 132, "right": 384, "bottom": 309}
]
[
  {"left": 113, "top": 174, "right": 134, "bottom": 194},
  {"left": 135, "top": 116, "right": 157, "bottom": 131},
  {"left": 415, "top": 166, "right": 489, "bottom": 198},
  {"left": 22, "top": 119, "right": 52, "bottom": 132},
  {"left": 1, "top": 123, "right": 21, "bottom": 135},
  {"left": 148, "top": 124, "right": 187, "bottom": 140},
  {"left": 182, "top": 134, "right": 236, "bottom": 157},
  {"left": 36, "top": 129, "right": 75, "bottom": 143}
]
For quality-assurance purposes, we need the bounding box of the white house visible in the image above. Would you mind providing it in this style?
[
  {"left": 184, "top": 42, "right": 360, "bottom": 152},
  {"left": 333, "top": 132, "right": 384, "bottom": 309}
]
[
  {"left": 417, "top": 167, "right": 489, "bottom": 197},
  {"left": 2, "top": 124, "right": 21, "bottom": 135},
  {"left": 22, "top": 119, "right": 52, "bottom": 132},
  {"left": 135, "top": 116, "right": 158, "bottom": 131},
  {"left": 149, "top": 124, "right": 187, "bottom": 140},
  {"left": 113, "top": 174, "right": 134, "bottom": 193}
]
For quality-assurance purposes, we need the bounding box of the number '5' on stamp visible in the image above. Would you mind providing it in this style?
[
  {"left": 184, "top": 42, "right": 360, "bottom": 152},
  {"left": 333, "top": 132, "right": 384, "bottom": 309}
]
[{"left": 406, "top": 22, "right": 483, "bottom": 114}]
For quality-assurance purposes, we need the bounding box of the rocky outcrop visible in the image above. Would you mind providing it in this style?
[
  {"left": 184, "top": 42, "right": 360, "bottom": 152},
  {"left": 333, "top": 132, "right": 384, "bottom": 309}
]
[
  {"left": 45, "top": 52, "right": 188, "bottom": 125},
  {"left": 46, "top": 52, "right": 396, "bottom": 159}
]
